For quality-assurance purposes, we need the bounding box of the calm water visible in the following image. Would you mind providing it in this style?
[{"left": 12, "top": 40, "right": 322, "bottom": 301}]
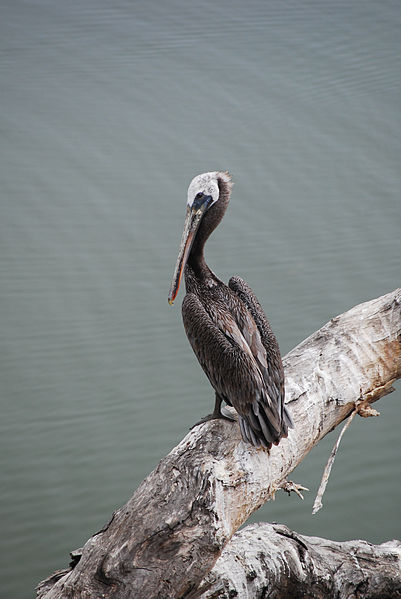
[{"left": 1, "top": 1, "right": 400, "bottom": 596}]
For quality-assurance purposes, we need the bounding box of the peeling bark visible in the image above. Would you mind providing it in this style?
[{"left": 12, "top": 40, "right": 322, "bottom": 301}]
[
  {"left": 197, "top": 523, "right": 401, "bottom": 599},
  {"left": 37, "top": 288, "right": 401, "bottom": 599}
]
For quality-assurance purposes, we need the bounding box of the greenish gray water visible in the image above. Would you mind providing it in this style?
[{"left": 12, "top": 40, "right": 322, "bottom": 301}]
[{"left": 1, "top": 1, "right": 400, "bottom": 596}]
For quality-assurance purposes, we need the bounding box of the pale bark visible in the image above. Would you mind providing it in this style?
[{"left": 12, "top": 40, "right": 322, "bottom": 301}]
[
  {"left": 37, "top": 288, "right": 401, "bottom": 599},
  {"left": 197, "top": 523, "right": 401, "bottom": 599}
]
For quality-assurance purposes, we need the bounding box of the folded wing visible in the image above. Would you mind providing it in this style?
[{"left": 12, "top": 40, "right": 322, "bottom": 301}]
[{"left": 182, "top": 280, "right": 293, "bottom": 448}]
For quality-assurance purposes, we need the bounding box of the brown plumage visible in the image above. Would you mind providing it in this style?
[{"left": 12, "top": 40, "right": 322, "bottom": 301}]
[{"left": 168, "top": 171, "right": 293, "bottom": 448}]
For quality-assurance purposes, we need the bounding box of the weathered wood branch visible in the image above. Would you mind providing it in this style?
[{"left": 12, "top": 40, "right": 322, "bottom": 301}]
[
  {"left": 197, "top": 523, "right": 401, "bottom": 599},
  {"left": 37, "top": 288, "right": 401, "bottom": 599}
]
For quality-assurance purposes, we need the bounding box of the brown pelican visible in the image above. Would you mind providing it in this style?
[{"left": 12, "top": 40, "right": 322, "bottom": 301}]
[{"left": 168, "top": 171, "right": 293, "bottom": 448}]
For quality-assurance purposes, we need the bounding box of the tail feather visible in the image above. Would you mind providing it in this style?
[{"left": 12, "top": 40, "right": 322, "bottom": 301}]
[
  {"left": 283, "top": 404, "right": 294, "bottom": 429},
  {"left": 239, "top": 402, "right": 293, "bottom": 449},
  {"left": 239, "top": 415, "right": 270, "bottom": 449}
]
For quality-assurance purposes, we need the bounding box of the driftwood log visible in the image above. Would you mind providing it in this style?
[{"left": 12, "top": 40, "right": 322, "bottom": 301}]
[
  {"left": 37, "top": 288, "right": 401, "bottom": 599},
  {"left": 198, "top": 523, "right": 401, "bottom": 598}
]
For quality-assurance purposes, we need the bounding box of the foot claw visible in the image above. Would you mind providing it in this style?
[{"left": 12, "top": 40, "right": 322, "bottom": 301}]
[{"left": 190, "top": 411, "right": 235, "bottom": 431}]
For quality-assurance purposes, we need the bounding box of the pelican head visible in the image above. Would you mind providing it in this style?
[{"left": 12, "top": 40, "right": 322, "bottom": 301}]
[
  {"left": 168, "top": 171, "right": 232, "bottom": 305},
  {"left": 187, "top": 171, "right": 221, "bottom": 208}
]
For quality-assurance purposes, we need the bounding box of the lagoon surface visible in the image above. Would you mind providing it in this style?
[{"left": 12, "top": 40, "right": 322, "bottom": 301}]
[{"left": 1, "top": 1, "right": 400, "bottom": 596}]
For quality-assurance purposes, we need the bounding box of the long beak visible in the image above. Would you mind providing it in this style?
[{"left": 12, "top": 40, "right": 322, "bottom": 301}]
[{"left": 168, "top": 196, "right": 212, "bottom": 305}]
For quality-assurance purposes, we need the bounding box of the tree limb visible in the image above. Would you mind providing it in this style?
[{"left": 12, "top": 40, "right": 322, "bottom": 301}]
[
  {"left": 37, "top": 288, "right": 401, "bottom": 599},
  {"left": 197, "top": 523, "right": 401, "bottom": 599}
]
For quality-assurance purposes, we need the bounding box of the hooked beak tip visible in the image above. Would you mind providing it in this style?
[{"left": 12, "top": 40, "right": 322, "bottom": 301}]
[{"left": 168, "top": 297, "right": 174, "bottom": 306}]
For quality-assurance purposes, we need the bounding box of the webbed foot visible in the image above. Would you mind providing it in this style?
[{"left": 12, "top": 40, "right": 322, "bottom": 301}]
[
  {"left": 190, "top": 410, "right": 235, "bottom": 430},
  {"left": 190, "top": 393, "right": 236, "bottom": 430}
]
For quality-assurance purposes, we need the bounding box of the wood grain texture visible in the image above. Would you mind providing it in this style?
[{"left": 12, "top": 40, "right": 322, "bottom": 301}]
[
  {"left": 37, "top": 288, "right": 401, "bottom": 599},
  {"left": 197, "top": 523, "right": 401, "bottom": 599}
]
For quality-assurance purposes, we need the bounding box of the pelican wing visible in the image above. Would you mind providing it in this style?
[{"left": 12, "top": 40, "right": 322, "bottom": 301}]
[
  {"left": 182, "top": 291, "right": 286, "bottom": 447},
  {"left": 229, "top": 276, "right": 293, "bottom": 432}
]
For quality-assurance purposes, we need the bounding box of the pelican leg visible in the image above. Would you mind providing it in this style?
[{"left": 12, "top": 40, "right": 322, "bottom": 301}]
[{"left": 191, "top": 393, "right": 236, "bottom": 430}]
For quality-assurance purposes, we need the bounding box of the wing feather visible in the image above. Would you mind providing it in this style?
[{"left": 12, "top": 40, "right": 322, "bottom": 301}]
[
  {"left": 229, "top": 276, "right": 293, "bottom": 440},
  {"left": 182, "top": 293, "right": 265, "bottom": 412},
  {"left": 182, "top": 279, "right": 292, "bottom": 449}
]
